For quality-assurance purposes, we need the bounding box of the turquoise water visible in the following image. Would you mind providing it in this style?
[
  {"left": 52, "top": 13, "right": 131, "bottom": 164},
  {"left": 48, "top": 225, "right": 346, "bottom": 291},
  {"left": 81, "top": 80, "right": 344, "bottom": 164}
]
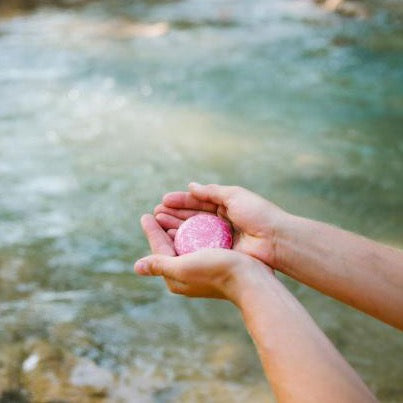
[{"left": 0, "top": 1, "right": 402, "bottom": 401}]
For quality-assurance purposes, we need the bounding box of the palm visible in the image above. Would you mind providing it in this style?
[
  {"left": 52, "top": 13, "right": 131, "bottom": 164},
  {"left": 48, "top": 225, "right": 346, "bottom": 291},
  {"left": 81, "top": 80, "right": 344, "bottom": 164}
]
[
  {"left": 152, "top": 188, "right": 281, "bottom": 267},
  {"left": 138, "top": 212, "right": 268, "bottom": 296},
  {"left": 231, "top": 231, "right": 271, "bottom": 265}
]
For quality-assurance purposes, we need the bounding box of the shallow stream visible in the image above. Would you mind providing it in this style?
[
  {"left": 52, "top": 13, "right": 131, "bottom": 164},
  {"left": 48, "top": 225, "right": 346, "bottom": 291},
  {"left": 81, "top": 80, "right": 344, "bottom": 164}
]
[{"left": 0, "top": 1, "right": 402, "bottom": 401}]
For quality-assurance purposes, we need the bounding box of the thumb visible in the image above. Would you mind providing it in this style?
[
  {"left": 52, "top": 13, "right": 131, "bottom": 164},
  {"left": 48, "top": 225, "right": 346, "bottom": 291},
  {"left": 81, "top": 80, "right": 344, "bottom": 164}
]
[
  {"left": 188, "top": 183, "right": 234, "bottom": 206},
  {"left": 134, "top": 254, "right": 180, "bottom": 280}
]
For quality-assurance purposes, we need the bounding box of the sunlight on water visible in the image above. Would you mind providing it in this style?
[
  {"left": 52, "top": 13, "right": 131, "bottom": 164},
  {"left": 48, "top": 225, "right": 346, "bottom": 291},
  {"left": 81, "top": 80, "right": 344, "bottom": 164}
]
[{"left": 0, "top": 0, "right": 402, "bottom": 401}]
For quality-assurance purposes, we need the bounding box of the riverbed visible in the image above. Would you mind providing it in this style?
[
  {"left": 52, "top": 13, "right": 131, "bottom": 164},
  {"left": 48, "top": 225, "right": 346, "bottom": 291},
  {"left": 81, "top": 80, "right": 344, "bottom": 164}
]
[{"left": 0, "top": 1, "right": 402, "bottom": 401}]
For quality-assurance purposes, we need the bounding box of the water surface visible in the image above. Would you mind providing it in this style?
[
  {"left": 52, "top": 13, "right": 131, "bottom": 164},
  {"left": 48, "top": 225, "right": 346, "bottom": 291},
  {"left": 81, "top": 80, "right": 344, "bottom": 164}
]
[{"left": 0, "top": 1, "right": 402, "bottom": 401}]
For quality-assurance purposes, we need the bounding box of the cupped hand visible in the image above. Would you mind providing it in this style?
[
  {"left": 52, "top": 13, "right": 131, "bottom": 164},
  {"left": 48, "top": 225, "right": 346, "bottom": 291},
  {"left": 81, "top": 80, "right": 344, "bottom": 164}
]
[
  {"left": 134, "top": 247, "right": 273, "bottom": 304},
  {"left": 138, "top": 213, "right": 273, "bottom": 303},
  {"left": 139, "top": 213, "right": 180, "bottom": 292},
  {"left": 154, "top": 183, "right": 291, "bottom": 268}
]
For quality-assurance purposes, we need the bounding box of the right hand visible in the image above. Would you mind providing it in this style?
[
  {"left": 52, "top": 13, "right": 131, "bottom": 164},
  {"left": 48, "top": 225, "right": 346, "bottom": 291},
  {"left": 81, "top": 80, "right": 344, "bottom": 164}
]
[{"left": 154, "top": 183, "right": 292, "bottom": 268}]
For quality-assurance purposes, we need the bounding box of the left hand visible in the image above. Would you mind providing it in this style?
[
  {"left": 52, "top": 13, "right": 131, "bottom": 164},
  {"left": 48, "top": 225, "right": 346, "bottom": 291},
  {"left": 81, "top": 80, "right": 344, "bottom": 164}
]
[
  {"left": 134, "top": 247, "right": 272, "bottom": 304},
  {"left": 136, "top": 214, "right": 273, "bottom": 304}
]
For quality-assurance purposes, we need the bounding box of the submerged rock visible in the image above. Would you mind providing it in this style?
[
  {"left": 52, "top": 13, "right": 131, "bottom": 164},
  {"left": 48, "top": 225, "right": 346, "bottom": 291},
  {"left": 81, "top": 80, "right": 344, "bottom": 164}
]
[
  {"left": 70, "top": 359, "right": 114, "bottom": 393},
  {"left": 0, "top": 344, "right": 25, "bottom": 392},
  {"left": 0, "top": 340, "right": 114, "bottom": 402},
  {"left": 175, "top": 380, "right": 273, "bottom": 403},
  {"left": 0, "top": 389, "right": 30, "bottom": 403},
  {"left": 0, "top": 0, "right": 91, "bottom": 11},
  {"left": 315, "top": 0, "right": 369, "bottom": 18}
]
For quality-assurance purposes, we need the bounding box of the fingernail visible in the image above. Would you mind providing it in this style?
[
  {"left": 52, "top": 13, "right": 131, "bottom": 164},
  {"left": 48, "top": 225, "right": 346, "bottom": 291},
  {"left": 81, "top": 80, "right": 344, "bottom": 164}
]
[
  {"left": 135, "top": 260, "right": 150, "bottom": 275},
  {"left": 189, "top": 182, "right": 202, "bottom": 189}
]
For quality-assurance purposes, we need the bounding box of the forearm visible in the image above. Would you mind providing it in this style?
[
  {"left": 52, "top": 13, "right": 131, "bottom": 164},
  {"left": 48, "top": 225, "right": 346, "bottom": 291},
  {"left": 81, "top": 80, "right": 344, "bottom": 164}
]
[
  {"left": 236, "top": 273, "right": 376, "bottom": 403},
  {"left": 274, "top": 215, "right": 403, "bottom": 329}
]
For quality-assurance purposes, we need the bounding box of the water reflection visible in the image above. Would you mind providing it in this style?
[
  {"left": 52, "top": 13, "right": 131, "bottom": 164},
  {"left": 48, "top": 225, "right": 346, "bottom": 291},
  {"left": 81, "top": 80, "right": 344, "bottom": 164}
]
[{"left": 0, "top": 0, "right": 402, "bottom": 401}]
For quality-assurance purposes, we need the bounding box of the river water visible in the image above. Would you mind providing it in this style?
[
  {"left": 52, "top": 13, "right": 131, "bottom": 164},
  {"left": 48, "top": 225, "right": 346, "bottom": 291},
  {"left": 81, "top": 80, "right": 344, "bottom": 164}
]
[{"left": 0, "top": 1, "right": 402, "bottom": 402}]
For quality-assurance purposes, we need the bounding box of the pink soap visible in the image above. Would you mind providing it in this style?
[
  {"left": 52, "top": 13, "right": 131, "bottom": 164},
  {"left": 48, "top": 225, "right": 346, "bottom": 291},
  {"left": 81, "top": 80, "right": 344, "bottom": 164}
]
[{"left": 174, "top": 214, "right": 233, "bottom": 256}]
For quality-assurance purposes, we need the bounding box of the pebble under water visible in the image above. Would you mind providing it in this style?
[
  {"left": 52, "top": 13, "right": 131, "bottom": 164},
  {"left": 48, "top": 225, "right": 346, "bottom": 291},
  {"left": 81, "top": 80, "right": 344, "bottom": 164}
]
[{"left": 0, "top": 0, "right": 402, "bottom": 401}]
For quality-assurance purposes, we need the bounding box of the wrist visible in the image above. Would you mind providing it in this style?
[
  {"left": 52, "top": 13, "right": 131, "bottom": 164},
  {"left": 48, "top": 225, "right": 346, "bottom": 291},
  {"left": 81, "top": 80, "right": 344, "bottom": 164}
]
[
  {"left": 270, "top": 212, "right": 302, "bottom": 270},
  {"left": 231, "top": 262, "right": 276, "bottom": 309},
  {"left": 235, "top": 269, "right": 308, "bottom": 345}
]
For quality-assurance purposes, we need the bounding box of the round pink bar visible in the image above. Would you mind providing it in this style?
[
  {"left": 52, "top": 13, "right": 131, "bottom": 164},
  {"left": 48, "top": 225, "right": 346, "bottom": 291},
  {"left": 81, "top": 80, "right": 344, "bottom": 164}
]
[{"left": 174, "top": 214, "right": 233, "bottom": 256}]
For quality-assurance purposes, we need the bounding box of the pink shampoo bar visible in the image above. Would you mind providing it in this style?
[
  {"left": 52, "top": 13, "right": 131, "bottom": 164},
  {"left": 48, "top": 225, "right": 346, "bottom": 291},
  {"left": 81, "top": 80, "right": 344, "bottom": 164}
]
[{"left": 174, "top": 214, "right": 233, "bottom": 256}]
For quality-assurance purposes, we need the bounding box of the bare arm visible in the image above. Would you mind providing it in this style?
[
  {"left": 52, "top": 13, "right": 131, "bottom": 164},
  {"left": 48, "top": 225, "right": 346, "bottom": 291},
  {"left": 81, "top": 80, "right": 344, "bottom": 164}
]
[
  {"left": 237, "top": 271, "right": 377, "bottom": 403},
  {"left": 274, "top": 215, "right": 403, "bottom": 329},
  {"left": 155, "top": 183, "right": 403, "bottom": 329},
  {"left": 135, "top": 218, "right": 377, "bottom": 402}
]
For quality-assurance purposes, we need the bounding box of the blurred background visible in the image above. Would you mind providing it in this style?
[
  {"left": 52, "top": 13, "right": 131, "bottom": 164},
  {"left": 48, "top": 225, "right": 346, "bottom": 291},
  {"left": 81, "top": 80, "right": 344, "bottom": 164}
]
[{"left": 0, "top": 0, "right": 402, "bottom": 402}]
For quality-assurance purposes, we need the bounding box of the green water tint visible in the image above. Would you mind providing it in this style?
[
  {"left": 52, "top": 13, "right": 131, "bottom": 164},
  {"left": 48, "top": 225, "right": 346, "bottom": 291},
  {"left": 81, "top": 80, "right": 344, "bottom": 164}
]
[{"left": 0, "top": 0, "right": 402, "bottom": 401}]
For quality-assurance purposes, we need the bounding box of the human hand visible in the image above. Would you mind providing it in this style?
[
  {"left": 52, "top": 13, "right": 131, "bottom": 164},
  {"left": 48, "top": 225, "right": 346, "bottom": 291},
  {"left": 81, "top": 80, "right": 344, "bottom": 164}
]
[
  {"left": 139, "top": 213, "right": 184, "bottom": 292},
  {"left": 154, "top": 183, "right": 292, "bottom": 268},
  {"left": 138, "top": 212, "right": 273, "bottom": 302},
  {"left": 134, "top": 247, "right": 273, "bottom": 305}
]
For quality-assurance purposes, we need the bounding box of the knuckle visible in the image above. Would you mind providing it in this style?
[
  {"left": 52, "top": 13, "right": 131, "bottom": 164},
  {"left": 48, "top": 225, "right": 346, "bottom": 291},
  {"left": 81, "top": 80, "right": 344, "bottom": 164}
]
[
  {"left": 206, "top": 183, "right": 219, "bottom": 192},
  {"left": 170, "top": 288, "right": 182, "bottom": 295},
  {"left": 168, "top": 281, "right": 183, "bottom": 295},
  {"left": 230, "top": 185, "right": 243, "bottom": 194},
  {"left": 150, "top": 256, "right": 164, "bottom": 275}
]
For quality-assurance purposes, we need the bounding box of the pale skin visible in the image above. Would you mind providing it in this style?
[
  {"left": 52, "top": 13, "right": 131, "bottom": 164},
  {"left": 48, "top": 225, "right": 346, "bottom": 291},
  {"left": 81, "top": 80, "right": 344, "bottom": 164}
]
[
  {"left": 134, "top": 182, "right": 403, "bottom": 401},
  {"left": 153, "top": 183, "right": 403, "bottom": 330},
  {"left": 135, "top": 226, "right": 377, "bottom": 402}
]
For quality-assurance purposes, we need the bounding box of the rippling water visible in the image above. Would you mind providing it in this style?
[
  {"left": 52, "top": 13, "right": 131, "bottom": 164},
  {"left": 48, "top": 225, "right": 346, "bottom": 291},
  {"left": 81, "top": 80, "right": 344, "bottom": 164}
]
[{"left": 0, "top": 1, "right": 402, "bottom": 401}]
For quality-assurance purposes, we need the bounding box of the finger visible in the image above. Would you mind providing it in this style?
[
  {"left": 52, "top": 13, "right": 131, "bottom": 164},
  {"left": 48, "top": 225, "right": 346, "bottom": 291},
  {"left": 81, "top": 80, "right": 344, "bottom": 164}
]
[
  {"left": 216, "top": 205, "right": 229, "bottom": 221},
  {"left": 155, "top": 213, "right": 184, "bottom": 230},
  {"left": 140, "top": 214, "right": 176, "bottom": 256},
  {"left": 135, "top": 257, "right": 190, "bottom": 295},
  {"left": 134, "top": 249, "right": 239, "bottom": 281},
  {"left": 134, "top": 254, "right": 184, "bottom": 281},
  {"left": 176, "top": 248, "right": 236, "bottom": 268},
  {"left": 188, "top": 183, "right": 236, "bottom": 206},
  {"left": 162, "top": 192, "right": 217, "bottom": 213},
  {"left": 154, "top": 204, "right": 202, "bottom": 220},
  {"left": 167, "top": 229, "right": 177, "bottom": 240}
]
